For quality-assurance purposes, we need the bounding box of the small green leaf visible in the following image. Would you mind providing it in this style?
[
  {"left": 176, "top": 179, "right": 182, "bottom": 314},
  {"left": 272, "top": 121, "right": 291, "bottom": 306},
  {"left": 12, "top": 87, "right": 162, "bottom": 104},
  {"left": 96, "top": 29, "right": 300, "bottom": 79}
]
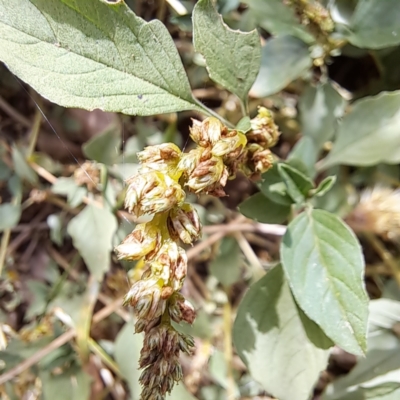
[
  {"left": 233, "top": 265, "right": 330, "bottom": 400},
  {"left": 52, "top": 177, "right": 87, "bottom": 208},
  {"left": 236, "top": 116, "right": 251, "bottom": 133},
  {"left": 0, "top": 0, "right": 200, "bottom": 116},
  {"left": 83, "top": 125, "right": 121, "bottom": 165},
  {"left": 193, "top": 0, "right": 261, "bottom": 103},
  {"left": 344, "top": 0, "right": 400, "bottom": 49},
  {"left": 278, "top": 163, "right": 314, "bottom": 204},
  {"left": 243, "top": 0, "right": 314, "bottom": 43},
  {"left": 67, "top": 204, "right": 117, "bottom": 280},
  {"left": 210, "top": 237, "right": 242, "bottom": 287},
  {"left": 281, "top": 209, "right": 369, "bottom": 355},
  {"left": 239, "top": 192, "right": 291, "bottom": 223},
  {"left": 311, "top": 176, "right": 337, "bottom": 198},
  {"left": 11, "top": 146, "right": 37, "bottom": 184},
  {"left": 299, "top": 82, "right": 346, "bottom": 149},
  {"left": 251, "top": 35, "right": 312, "bottom": 98},
  {"left": 319, "top": 91, "right": 400, "bottom": 169},
  {"left": 0, "top": 203, "right": 21, "bottom": 231},
  {"left": 258, "top": 163, "right": 293, "bottom": 206}
]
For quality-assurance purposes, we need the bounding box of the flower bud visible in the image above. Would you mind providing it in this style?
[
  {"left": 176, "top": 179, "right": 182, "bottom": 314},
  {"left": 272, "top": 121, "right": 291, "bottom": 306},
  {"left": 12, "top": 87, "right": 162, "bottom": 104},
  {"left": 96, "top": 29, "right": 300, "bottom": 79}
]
[
  {"left": 125, "top": 169, "right": 185, "bottom": 218},
  {"left": 177, "top": 147, "right": 204, "bottom": 175},
  {"left": 114, "top": 223, "right": 161, "bottom": 261},
  {"left": 167, "top": 204, "right": 201, "bottom": 244},
  {"left": 248, "top": 107, "right": 280, "bottom": 148},
  {"left": 242, "top": 144, "right": 274, "bottom": 177},
  {"left": 190, "top": 117, "right": 225, "bottom": 147}
]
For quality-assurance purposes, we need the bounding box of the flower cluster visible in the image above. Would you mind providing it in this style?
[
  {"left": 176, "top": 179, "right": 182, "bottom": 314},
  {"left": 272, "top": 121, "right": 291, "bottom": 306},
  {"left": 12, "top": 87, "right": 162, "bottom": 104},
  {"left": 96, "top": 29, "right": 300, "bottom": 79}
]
[{"left": 116, "top": 108, "right": 279, "bottom": 399}]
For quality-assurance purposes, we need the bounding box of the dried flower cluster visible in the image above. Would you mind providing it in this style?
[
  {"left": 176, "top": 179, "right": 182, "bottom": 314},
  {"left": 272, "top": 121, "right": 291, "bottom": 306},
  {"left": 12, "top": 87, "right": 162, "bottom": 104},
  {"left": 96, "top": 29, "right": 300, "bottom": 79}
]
[{"left": 116, "top": 108, "right": 279, "bottom": 399}]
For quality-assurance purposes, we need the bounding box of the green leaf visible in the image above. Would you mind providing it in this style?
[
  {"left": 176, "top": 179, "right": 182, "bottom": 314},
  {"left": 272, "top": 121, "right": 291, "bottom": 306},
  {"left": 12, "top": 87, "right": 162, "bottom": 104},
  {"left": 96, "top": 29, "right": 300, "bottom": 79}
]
[
  {"left": 281, "top": 209, "right": 369, "bottom": 355},
  {"left": 0, "top": 203, "right": 21, "bottom": 231},
  {"left": 299, "top": 82, "right": 346, "bottom": 149},
  {"left": 167, "top": 384, "right": 198, "bottom": 400},
  {"left": 193, "top": 0, "right": 261, "bottom": 103},
  {"left": 114, "top": 320, "right": 142, "bottom": 400},
  {"left": 236, "top": 116, "right": 251, "bottom": 133},
  {"left": 258, "top": 163, "right": 293, "bottom": 206},
  {"left": 323, "top": 308, "right": 400, "bottom": 400},
  {"left": 250, "top": 35, "right": 312, "bottom": 98},
  {"left": 311, "top": 176, "right": 337, "bottom": 198},
  {"left": 243, "top": 0, "right": 314, "bottom": 43},
  {"left": 287, "top": 136, "right": 319, "bottom": 178},
  {"left": 344, "top": 0, "right": 400, "bottom": 49},
  {"left": 67, "top": 204, "right": 117, "bottom": 280},
  {"left": 40, "top": 367, "right": 91, "bottom": 400},
  {"left": 11, "top": 146, "right": 37, "bottom": 184},
  {"left": 233, "top": 265, "right": 330, "bottom": 400},
  {"left": 277, "top": 163, "right": 314, "bottom": 204},
  {"left": 319, "top": 91, "right": 400, "bottom": 169},
  {"left": 239, "top": 192, "right": 291, "bottom": 223},
  {"left": 83, "top": 125, "right": 121, "bottom": 165},
  {"left": 0, "top": 0, "right": 200, "bottom": 116},
  {"left": 52, "top": 177, "right": 87, "bottom": 208},
  {"left": 210, "top": 236, "right": 242, "bottom": 287}
]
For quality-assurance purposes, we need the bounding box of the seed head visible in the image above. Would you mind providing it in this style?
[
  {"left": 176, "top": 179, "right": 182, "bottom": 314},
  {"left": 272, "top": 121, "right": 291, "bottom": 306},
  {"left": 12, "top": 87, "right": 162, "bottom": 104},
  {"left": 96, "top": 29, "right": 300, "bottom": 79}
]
[
  {"left": 115, "top": 223, "right": 161, "bottom": 261},
  {"left": 167, "top": 204, "right": 201, "bottom": 244},
  {"left": 169, "top": 293, "right": 196, "bottom": 324},
  {"left": 190, "top": 117, "right": 225, "bottom": 147},
  {"left": 123, "top": 277, "right": 168, "bottom": 321},
  {"left": 137, "top": 143, "right": 182, "bottom": 177},
  {"left": 125, "top": 169, "right": 185, "bottom": 218},
  {"left": 248, "top": 107, "right": 280, "bottom": 148},
  {"left": 211, "top": 130, "right": 247, "bottom": 158}
]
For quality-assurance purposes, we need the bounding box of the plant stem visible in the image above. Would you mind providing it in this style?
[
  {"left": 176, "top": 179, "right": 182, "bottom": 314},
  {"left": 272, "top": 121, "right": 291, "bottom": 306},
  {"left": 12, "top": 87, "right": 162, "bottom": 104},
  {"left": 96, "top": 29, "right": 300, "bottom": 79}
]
[
  {"left": 194, "top": 98, "right": 235, "bottom": 128},
  {"left": 223, "top": 293, "right": 236, "bottom": 400}
]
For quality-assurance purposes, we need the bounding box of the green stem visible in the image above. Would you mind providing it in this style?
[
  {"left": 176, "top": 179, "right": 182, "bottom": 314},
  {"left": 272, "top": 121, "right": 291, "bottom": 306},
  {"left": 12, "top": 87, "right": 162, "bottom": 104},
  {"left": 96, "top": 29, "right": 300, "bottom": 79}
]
[{"left": 194, "top": 98, "right": 234, "bottom": 129}]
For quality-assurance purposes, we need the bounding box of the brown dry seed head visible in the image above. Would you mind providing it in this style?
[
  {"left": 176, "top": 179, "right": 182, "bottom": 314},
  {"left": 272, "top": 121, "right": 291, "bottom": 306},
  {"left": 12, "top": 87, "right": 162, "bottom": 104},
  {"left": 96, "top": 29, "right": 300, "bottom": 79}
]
[
  {"left": 167, "top": 203, "right": 202, "bottom": 244},
  {"left": 137, "top": 143, "right": 182, "bottom": 175}
]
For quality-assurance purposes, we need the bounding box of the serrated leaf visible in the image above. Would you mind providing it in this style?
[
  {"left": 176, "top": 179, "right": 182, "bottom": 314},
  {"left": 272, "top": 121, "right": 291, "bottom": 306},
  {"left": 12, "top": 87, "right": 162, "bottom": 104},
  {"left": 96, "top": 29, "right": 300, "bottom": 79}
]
[
  {"left": 243, "top": 0, "right": 314, "bottom": 43},
  {"left": 250, "top": 35, "right": 312, "bottom": 98},
  {"left": 52, "top": 177, "right": 87, "bottom": 208},
  {"left": 193, "top": 0, "right": 261, "bottom": 103},
  {"left": 83, "top": 125, "right": 121, "bottom": 165},
  {"left": 239, "top": 192, "right": 291, "bottom": 223},
  {"left": 233, "top": 264, "right": 330, "bottom": 400},
  {"left": 281, "top": 209, "right": 369, "bottom": 355},
  {"left": 299, "top": 82, "right": 346, "bottom": 149},
  {"left": 278, "top": 163, "right": 314, "bottom": 204},
  {"left": 343, "top": 0, "right": 400, "bottom": 49},
  {"left": 0, "top": 0, "right": 200, "bottom": 116},
  {"left": 320, "top": 91, "right": 400, "bottom": 169},
  {"left": 210, "top": 236, "right": 242, "bottom": 287},
  {"left": 67, "top": 204, "right": 117, "bottom": 280},
  {"left": 0, "top": 203, "right": 21, "bottom": 231}
]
